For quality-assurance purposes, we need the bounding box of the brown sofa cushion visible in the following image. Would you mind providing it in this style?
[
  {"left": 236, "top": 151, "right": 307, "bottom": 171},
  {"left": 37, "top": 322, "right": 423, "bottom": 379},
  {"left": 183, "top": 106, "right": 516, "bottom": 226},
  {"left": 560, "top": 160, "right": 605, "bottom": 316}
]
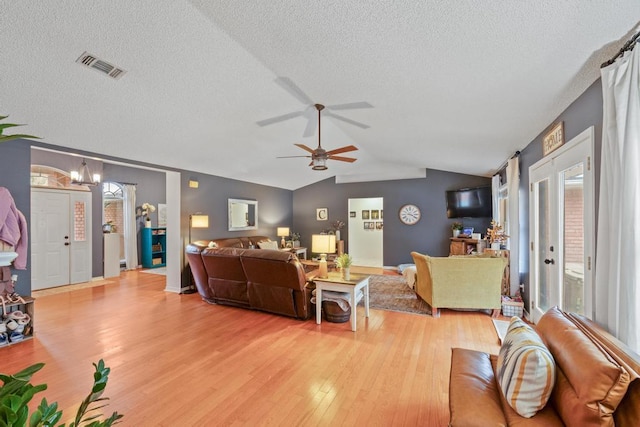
[{"left": 537, "top": 307, "right": 632, "bottom": 426}]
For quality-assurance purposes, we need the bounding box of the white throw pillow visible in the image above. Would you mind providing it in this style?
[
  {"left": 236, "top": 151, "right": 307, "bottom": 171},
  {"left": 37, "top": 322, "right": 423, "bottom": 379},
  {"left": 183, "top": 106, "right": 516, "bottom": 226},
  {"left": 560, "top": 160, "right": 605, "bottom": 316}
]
[
  {"left": 257, "top": 240, "right": 278, "bottom": 250},
  {"left": 496, "top": 317, "right": 556, "bottom": 418}
]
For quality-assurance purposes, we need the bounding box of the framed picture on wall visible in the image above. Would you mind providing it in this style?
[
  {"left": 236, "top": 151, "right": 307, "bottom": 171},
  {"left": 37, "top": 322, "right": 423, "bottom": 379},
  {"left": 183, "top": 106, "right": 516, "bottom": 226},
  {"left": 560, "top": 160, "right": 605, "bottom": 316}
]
[
  {"left": 371, "top": 210, "right": 379, "bottom": 219},
  {"left": 316, "top": 208, "right": 328, "bottom": 221},
  {"left": 362, "top": 210, "right": 370, "bottom": 220},
  {"left": 158, "top": 204, "right": 167, "bottom": 227},
  {"left": 376, "top": 221, "right": 383, "bottom": 230},
  {"left": 364, "top": 221, "right": 373, "bottom": 230},
  {"left": 350, "top": 211, "right": 356, "bottom": 218}
]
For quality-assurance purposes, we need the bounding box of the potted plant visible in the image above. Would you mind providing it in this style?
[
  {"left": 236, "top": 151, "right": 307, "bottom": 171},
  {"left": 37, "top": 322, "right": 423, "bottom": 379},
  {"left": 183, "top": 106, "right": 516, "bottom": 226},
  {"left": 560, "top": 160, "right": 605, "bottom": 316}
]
[
  {"left": 140, "top": 203, "right": 156, "bottom": 228},
  {"left": 336, "top": 253, "right": 353, "bottom": 280},
  {"left": 451, "top": 222, "right": 463, "bottom": 237},
  {"left": 0, "top": 359, "right": 123, "bottom": 426},
  {"left": 487, "top": 220, "right": 509, "bottom": 250},
  {"left": 0, "top": 115, "right": 40, "bottom": 143},
  {"left": 290, "top": 232, "right": 301, "bottom": 248}
]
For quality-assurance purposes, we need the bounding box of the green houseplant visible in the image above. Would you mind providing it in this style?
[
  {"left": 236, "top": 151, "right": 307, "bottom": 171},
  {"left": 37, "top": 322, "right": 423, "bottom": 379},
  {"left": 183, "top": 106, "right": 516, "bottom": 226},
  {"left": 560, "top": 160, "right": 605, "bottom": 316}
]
[
  {"left": 451, "top": 222, "right": 463, "bottom": 237},
  {"left": 335, "top": 253, "right": 353, "bottom": 280},
  {"left": 0, "top": 359, "right": 123, "bottom": 426},
  {"left": 0, "top": 115, "right": 40, "bottom": 143}
]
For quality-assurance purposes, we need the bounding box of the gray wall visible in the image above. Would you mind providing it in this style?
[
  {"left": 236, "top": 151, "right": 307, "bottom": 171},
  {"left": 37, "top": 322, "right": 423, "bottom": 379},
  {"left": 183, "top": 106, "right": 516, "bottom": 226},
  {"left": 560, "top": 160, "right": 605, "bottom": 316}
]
[
  {"left": 517, "top": 79, "right": 603, "bottom": 307},
  {"left": 293, "top": 171, "right": 491, "bottom": 266},
  {"left": 180, "top": 172, "right": 293, "bottom": 244},
  {"left": 0, "top": 140, "right": 31, "bottom": 296},
  {"left": 103, "top": 163, "right": 166, "bottom": 263}
]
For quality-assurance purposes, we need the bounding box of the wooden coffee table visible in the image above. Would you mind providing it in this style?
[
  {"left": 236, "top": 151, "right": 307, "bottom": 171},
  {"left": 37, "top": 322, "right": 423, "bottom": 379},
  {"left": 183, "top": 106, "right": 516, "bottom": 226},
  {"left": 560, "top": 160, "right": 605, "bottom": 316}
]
[{"left": 314, "top": 272, "right": 370, "bottom": 331}]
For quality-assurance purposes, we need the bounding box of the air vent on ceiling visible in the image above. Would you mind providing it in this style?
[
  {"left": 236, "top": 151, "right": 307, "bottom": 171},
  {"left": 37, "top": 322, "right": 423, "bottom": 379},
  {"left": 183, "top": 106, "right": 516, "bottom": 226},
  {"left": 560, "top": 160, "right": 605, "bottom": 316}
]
[{"left": 76, "top": 51, "right": 126, "bottom": 80}]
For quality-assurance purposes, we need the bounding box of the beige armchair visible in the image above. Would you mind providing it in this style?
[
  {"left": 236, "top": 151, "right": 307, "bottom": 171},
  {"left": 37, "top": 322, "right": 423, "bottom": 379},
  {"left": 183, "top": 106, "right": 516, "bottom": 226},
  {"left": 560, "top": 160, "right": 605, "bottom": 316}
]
[{"left": 410, "top": 251, "right": 507, "bottom": 318}]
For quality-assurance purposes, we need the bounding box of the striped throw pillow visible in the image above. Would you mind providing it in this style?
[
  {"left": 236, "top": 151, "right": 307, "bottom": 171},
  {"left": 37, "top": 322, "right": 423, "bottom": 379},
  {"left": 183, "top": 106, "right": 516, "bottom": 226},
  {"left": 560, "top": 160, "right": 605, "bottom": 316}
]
[{"left": 496, "top": 317, "right": 556, "bottom": 418}]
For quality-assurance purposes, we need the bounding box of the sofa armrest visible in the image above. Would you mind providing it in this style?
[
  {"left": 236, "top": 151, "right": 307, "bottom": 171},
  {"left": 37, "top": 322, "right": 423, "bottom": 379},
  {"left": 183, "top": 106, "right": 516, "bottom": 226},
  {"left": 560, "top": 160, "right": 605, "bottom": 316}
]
[{"left": 449, "top": 348, "right": 506, "bottom": 426}]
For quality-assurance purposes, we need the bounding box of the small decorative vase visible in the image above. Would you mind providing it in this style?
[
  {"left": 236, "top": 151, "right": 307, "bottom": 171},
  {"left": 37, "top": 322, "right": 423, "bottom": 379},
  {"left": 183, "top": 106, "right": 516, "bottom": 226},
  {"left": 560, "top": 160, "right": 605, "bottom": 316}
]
[
  {"left": 293, "top": 240, "right": 300, "bottom": 248},
  {"left": 335, "top": 230, "right": 341, "bottom": 241},
  {"left": 491, "top": 242, "right": 501, "bottom": 250},
  {"left": 453, "top": 229, "right": 460, "bottom": 238},
  {"left": 342, "top": 267, "right": 350, "bottom": 281},
  {"left": 145, "top": 219, "right": 152, "bottom": 228}
]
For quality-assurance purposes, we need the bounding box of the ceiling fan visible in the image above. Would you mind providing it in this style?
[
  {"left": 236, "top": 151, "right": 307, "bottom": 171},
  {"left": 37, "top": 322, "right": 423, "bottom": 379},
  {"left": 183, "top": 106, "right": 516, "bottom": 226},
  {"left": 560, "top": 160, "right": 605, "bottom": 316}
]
[
  {"left": 257, "top": 77, "right": 373, "bottom": 137},
  {"left": 277, "top": 104, "right": 358, "bottom": 170}
]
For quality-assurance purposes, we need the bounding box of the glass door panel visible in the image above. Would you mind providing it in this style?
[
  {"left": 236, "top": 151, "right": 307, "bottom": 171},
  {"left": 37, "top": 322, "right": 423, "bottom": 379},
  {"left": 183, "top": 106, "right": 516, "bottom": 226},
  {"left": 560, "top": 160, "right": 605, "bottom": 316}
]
[
  {"left": 537, "top": 178, "right": 552, "bottom": 312},
  {"left": 562, "top": 163, "right": 585, "bottom": 314}
]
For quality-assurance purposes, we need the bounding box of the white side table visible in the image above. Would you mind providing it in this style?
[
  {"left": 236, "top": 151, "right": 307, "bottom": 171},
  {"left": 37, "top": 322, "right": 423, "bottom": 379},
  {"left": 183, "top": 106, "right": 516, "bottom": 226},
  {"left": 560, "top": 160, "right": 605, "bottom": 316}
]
[{"left": 314, "top": 272, "right": 370, "bottom": 331}]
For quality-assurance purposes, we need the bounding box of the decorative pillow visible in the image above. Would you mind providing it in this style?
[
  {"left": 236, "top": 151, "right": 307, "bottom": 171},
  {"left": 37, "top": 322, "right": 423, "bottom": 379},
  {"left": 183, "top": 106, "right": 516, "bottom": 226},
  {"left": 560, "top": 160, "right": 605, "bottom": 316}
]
[
  {"left": 496, "top": 317, "right": 556, "bottom": 418},
  {"left": 207, "top": 241, "right": 217, "bottom": 248},
  {"left": 257, "top": 240, "right": 278, "bottom": 250}
]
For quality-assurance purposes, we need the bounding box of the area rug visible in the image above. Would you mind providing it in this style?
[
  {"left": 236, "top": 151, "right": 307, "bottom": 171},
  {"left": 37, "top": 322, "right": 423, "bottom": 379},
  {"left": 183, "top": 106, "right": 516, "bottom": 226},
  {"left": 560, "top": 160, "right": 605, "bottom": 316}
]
[
  {"left": 492, "top": 319, "right": 510, "bottom": 344},
  {"left": 362, "top": 274, "right": 431, "bottom": 316}
]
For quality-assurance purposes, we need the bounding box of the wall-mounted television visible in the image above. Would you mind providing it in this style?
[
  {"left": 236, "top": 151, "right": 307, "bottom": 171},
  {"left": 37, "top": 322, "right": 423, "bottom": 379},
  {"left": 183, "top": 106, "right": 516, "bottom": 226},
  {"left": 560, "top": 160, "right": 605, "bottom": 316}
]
[{"left": 446, "top": 186, "right": 492, "bottom": 218}]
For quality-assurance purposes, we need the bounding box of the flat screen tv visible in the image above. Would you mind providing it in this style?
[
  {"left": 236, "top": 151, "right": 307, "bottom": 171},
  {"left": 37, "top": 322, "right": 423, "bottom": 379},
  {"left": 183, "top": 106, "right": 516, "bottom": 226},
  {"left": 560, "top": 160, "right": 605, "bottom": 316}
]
[{"left": 446, "top": 186, "right": 492, "bottom": 218}]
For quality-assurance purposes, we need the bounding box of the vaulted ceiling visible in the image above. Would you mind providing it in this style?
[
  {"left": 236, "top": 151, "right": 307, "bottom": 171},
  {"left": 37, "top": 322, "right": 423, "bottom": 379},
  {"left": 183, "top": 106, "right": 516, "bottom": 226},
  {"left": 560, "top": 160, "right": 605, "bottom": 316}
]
[{"left": 1, "top": 1, "right": 639, "bottom": 190}]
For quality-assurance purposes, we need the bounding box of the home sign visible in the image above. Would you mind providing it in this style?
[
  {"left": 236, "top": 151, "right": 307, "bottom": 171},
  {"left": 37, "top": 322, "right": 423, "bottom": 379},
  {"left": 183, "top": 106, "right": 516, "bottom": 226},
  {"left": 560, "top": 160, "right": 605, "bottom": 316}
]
[{"left": 542, "top": 121, "right": 564, "bottom": 156}]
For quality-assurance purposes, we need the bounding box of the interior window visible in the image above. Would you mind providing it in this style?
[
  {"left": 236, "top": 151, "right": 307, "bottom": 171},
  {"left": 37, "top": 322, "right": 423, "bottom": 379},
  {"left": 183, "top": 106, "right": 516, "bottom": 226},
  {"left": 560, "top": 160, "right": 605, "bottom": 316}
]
[{"left": 103, "top": 182, "right": 125, "bottom": 261}]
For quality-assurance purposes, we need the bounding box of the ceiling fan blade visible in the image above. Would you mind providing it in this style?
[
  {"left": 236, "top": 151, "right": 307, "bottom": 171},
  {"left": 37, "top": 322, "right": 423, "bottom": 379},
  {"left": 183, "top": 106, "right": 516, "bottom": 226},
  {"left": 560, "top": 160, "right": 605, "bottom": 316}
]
[
  {"left": 256, "top": 110, "right": 304, "bottom": 127},
  {"left": 326, "top": 145, "right": 358, "bottom": 155},
  {"left": 294, "top": 143, "right": 315, "bottom": 154},
  {"left": 328, "top": 155, "right": 358, "bottom": 163},
  {"left": 326, "top": 101, "right": 373, "bottom": 110},
  {"left": 302, "top": 115, "right": 317, "bottom": 138},
  {"left": 274, "top": 77, "right": 313, "bottom": 105},
  {"left": 324, "top": 111, "right": 370, "bottom": 129},
  {"left": 277, "top": 155, "right": 312, "bottom": 159}
]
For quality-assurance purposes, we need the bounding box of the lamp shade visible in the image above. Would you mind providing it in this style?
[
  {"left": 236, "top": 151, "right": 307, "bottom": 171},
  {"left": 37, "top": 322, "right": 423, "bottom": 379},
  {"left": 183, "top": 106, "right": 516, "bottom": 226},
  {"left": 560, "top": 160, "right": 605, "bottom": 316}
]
[
  {"left": 191, "top": 214, "right": 209, "bottom": 228},
  {"left": 311, "top": 234, "right": 336, "bottom": 254},
  {"left": 277, "top": 227, "right": 290, "bottom": 237}
]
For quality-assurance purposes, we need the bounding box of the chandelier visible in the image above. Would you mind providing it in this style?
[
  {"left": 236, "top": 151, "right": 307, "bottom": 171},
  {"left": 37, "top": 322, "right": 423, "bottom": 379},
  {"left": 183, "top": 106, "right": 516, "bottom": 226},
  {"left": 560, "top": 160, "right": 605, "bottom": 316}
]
[{"left": 70, "top": 158, "right": 101, "bottom": 186}]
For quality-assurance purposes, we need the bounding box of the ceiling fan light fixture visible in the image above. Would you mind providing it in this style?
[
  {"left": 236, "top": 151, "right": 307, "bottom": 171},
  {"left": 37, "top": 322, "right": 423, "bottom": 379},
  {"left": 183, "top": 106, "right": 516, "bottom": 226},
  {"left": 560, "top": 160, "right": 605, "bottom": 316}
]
[{"left": 312, "top": 158, "right": 328, "bottom": 171}]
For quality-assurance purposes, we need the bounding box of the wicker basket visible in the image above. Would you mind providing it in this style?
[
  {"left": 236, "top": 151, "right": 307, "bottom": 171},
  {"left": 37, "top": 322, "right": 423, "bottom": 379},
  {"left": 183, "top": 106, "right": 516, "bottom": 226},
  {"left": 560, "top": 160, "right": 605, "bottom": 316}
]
[
  {"left": 322, "top": 301, "right": 351, "bottom": 323},
  {"left": 502, "top": 300, "right": 524, "bottom": 318}
]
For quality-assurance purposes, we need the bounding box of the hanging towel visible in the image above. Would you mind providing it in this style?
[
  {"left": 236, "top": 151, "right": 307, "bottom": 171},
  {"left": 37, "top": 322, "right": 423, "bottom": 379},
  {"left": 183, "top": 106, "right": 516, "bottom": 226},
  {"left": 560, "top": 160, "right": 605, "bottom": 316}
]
[{"left": 0, "top": 187, "right": 28, "bottom": 269}]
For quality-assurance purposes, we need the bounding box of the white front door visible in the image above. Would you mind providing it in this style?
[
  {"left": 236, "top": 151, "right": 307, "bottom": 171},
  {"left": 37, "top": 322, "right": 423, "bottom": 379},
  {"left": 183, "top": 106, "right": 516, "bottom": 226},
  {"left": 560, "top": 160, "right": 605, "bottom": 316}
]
[
  {"left": 529, "top": 127, "right": 594, "bottom": 322},
  {"left": 31, "top": 189, "right": 92, "bottom": 289},
  {"left": 31, "top": 190, "right": 70, "bottom": 289}
]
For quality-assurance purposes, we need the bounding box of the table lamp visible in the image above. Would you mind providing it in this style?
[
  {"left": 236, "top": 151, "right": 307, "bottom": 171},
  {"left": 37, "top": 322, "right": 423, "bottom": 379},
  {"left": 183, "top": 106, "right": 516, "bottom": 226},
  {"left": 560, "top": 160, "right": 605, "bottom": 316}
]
[
  {"left": 277, "top": 227, "right": 290, "bottom": 248},
  {"left": 189, "top": 213, "right": 209, "bottom": 243},
  {"left": 311, "top": 234, "right": 336, "bottom": 279}
]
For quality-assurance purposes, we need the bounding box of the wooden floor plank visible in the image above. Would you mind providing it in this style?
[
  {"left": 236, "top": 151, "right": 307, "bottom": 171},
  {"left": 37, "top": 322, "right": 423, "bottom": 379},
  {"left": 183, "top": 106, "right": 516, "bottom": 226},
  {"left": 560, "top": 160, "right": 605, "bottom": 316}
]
[{"left": 1, "top": 270, "right": 501, "bottom": 426}]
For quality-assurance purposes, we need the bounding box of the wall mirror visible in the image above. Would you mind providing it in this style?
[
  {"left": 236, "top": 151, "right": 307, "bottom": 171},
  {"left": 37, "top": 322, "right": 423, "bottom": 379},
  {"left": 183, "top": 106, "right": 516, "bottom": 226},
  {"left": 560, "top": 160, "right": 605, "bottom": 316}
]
[{"left": 228, "top": 198, "right": 258, "bottom": 231}]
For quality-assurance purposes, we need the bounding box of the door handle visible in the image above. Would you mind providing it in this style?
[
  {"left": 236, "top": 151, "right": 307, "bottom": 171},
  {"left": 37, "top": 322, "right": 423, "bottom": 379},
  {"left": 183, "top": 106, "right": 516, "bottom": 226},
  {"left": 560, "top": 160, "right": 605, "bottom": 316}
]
[{"left": 544, "top": 258, "right": 555, "bottom": 265}]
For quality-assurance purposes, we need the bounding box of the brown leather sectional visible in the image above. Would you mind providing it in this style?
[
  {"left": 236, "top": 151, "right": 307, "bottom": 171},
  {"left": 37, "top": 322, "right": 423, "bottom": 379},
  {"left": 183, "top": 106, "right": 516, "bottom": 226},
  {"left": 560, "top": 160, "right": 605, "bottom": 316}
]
[
  {"left": 449, "top": 307, "right": 640, "bottom": 426},
  {"left": 186, "top": 242, "right": 312, "bottom": 319}
]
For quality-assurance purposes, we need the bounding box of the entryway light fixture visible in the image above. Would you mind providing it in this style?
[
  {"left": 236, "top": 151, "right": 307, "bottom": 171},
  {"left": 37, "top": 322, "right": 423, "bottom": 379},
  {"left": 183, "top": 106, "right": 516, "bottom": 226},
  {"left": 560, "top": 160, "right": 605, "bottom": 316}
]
[{"left": 70, "top": 158, "right": 101, "bottom": 186}]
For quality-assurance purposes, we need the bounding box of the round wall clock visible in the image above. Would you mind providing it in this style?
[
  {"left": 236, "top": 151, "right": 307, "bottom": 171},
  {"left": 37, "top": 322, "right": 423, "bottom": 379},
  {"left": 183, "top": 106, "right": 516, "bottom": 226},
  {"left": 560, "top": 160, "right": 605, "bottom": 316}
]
[{"left": 399, "top": 204, "right": 421, "bottom": 225}]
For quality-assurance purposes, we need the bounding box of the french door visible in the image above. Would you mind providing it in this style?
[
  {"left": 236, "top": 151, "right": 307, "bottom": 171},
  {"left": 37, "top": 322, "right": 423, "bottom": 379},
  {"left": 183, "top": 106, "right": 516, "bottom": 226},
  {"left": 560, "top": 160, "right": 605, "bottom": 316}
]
[
  {"left": 529, "top": 127, "right": 594, "bottom": 323},
  {"left": 31, "top": 189, "right": 92, "bottom": 289}
]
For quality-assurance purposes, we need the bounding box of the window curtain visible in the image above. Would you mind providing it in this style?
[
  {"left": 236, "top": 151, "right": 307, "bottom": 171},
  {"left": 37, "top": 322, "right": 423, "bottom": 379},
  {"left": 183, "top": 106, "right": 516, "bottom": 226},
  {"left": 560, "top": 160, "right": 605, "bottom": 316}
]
[
  {"left": 491, "top": 174, "right": 501, "bottom": 224},
  {"left": 595, "top": 44, "right": 640, "bottom": 352},
  {"left": 506, "top": 158, "right": 519, "bottom": 295},
  {"left": 122, "top": 184, "right": 138, "bottom": 270}
]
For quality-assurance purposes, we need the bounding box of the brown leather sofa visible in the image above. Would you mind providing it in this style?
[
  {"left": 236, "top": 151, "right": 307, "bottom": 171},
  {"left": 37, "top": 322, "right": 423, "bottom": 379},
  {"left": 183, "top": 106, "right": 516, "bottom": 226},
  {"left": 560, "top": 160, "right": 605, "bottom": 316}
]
[
  {"left": 449, "top": 307, "right": 640, "bottom": 426},
  {"left": 192, "top": 235, "right": 271, "bottom": 249},
  {"left": 186, "top": 243, "right": 312, "bottom": 319}
]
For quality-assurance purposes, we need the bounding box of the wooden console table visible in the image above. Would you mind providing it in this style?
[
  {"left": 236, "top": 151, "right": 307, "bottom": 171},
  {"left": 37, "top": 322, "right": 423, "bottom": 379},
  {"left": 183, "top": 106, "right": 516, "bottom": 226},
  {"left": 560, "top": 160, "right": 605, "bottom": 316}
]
[{"left": 449, "top": 238, "right": 486, "bottom": 256}]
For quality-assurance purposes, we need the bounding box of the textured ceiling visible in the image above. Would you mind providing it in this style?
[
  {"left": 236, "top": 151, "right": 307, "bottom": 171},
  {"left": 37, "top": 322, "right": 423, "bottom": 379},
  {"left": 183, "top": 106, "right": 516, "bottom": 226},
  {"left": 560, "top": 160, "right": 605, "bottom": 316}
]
[{"left": 1, "top": 1, "right": 639, "bottom": 190}]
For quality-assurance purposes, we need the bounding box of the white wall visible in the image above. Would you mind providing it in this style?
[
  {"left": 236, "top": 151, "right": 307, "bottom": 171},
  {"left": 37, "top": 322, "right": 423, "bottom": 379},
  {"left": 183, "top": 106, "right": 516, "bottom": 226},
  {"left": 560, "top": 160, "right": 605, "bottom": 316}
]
[{"left": 348, "top": 197, "right": 383, "bottom": 267}]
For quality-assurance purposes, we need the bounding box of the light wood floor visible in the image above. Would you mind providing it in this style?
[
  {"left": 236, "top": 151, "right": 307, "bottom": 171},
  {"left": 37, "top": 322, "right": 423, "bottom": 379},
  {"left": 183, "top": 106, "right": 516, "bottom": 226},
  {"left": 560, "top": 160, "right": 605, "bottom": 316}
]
[{"left": 2, "top": 271, "right": 501, "bottom": 426}]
